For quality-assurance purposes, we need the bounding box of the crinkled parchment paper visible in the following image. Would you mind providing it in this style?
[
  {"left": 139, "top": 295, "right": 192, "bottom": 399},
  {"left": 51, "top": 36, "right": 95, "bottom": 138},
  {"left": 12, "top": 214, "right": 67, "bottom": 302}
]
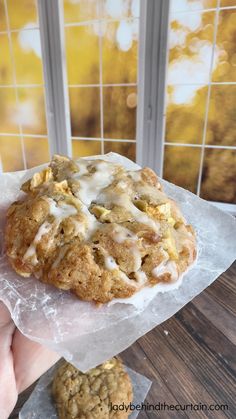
[
  {"left": 19, "top": 360, "right": 152, "bottom": 419},
  {"left": 0, "top": 153, "right": 235, "bottom": 371}
]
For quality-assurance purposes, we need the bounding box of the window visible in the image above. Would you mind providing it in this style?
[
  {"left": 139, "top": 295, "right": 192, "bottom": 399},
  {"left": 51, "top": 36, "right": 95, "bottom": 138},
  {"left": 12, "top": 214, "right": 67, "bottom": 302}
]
[
  {"left": 163, "top": 0, "right": 236, "bottom": 208},
  {"left": 138, "top": 0, "right": 236, "bottom": 212},
  {"left": 0, "top": 0, "right": 235, "bottom": 212},
  {"left": 0, "top": 0, "right": 49, "bottom": 171}
]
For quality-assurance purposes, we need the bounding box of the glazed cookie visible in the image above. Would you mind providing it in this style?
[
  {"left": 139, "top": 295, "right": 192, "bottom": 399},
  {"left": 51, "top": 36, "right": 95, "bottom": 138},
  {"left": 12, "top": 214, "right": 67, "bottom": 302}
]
[
  {"left": 52, "top": 358, "right": 133, "bottom": 419},
  {"left": 5, "top": 155, "right": 197, "bottom": 303}
]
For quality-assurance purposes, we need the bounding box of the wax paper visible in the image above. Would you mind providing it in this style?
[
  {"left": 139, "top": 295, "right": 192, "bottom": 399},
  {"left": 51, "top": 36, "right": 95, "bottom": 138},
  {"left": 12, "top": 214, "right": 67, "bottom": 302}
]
[
  {"left": 0, "top": 153, "right": 235, "bottom": 371},
  {"left": 19, "top": 360, "right": 152, "bottom": 419}
]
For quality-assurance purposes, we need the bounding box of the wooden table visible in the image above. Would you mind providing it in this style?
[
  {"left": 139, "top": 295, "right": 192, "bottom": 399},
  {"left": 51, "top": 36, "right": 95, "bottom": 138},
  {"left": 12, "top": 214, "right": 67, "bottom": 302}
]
[{"left": 10, "top": 262, "right": 236, "bottom": 419}]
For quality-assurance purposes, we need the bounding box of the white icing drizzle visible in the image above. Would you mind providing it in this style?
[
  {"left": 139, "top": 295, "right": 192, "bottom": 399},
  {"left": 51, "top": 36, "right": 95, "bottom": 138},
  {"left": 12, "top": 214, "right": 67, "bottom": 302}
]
[
  {"left": 136, "top": 184, "right": 167, "bottom": 203},
  {"left": 23, "top": 245, "right": 38, "bottom": 266},
  {"left": 152, "top": 261, "right": 166, "bottom": 277},
  {"left": 71, "top": 219, "right": 87, "bottom": 236},
  {"left": 23, "top": 221, "right": 52, "bottom": 265},
  {"left": 118, "top": 271, "right": 139, "bottom": 287},
  {"left": 104, "top": 253, "right": 144, "bottom": 288},
  {"left": 110, "top": 225, "right": 141, "bottom": 272},
  {"left": 118, "top": 270, "right": 147, "bottom": 288},
  {"left": 33, "top": 221, "right": 52, "bottom": 243},
  {"left": 152, "top": 260, "right": 178, "bottom": 282},
  {"left": 131, "top": 247, "right": 142, "bottom": 271},
  {"left": 128, "top": 202, "right": 159, "bottom": 231},
  {"left": 52, "top": 246, "right": 68, "bottom": 269},
  {"left": 112, "top": 225, "right": 138, "bottom": 244},
  {"left": 104, "top": 256, "right": 118, "bottom": 270},
  {"left": 103, "top": 253, "right": 139, "bottom": 287},
  {"left": 73, "top": 160, "right": 115, "bottom": 206},
  {"left": 80, "top": 203, "right": 101, "bottom": 238},
  {"left": 134, "top": 270, "right": 147, "bottom": 285},
  {"left": 47, "top": 198, "right": 77, "bottom": 220},
  {"left": 23, "top": 199, "right": 77, "bottom": 264}
]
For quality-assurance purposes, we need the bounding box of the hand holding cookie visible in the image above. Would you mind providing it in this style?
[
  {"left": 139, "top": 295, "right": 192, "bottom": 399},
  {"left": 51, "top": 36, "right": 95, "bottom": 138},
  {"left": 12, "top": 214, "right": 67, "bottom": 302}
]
[{"left": 0, "top": 301, "right": 59, "bottom": 419}]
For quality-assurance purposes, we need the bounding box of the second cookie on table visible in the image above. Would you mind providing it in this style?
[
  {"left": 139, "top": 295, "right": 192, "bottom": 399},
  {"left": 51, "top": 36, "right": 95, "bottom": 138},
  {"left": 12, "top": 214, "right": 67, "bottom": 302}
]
[{"left": 52, "top": 357, "right": 133, "bottom": 418}]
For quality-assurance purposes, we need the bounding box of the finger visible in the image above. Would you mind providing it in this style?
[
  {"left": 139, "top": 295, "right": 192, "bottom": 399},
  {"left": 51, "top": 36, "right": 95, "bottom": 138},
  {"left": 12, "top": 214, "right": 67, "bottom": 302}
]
[
  {"left": 0, "top": 349, "right": 17, "bottom": 419},
  {"left": 0, "top": 303, "right": 17, "bottom": 419},
  {"left": 0, "top": 301, "right": 13, "bottom": 328},
  {"left": 12, "top": 329, "right": 60, "bottom": 393},
  {"left": 0, "top": 302, "right": 15, "bottom": 352}
]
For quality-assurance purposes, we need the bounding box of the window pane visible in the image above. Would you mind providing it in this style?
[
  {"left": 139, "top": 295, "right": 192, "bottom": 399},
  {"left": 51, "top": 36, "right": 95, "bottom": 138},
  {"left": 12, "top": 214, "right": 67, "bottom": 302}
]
[
  {"left": 104, "top": 141, "right": 136, "bottom": 161},
  {"left": 170, "top": 0, "right": 217, "bottom": 12},
  {"left": 7, "top": 0, "right": 37, "bottom": 30},
  {"left": 168, "top": 11, "right": 215, "bottom": 84},
  {"left": 0, "top": 34, "right": 14, "bottom": 85},
  {"left": 166, "top": 85, "right": 207, "bottom": 144},
  {"left": 103, "top": 86, "right": 137, "bottom": 139},
  {"left": 24, "top": 137, "right": 49, "bottom": 168},
  {"left": 101, "top": 0, "right": 140, "bottom": 19},
  {"left": 213, "top": 10, "right": 236, "bottom": 82},
  {"left": 69, "top": 87, "right": 100, "bottom": 138},
  {"left": 200, "top": 149, "right": 236, "bottom": 203},
  {"left": 11, "top": 30, "right": 43, "bottom": 84},
  {"left": 0, "top": 0, "right": 7, "bottom": 31},
  {"left": 102, "top": 20, "right": 138, "bottom": 84},
  {"left": 65, "top": 26, "right": 99, "bottom": 85},
  {"left": 0, "top": 88, "right": 19, "bottom": 133},
  {"left": 17, "top": 87, "right": 47, "bottom": 135},
  {"left": 0, "top": 136, "right": 24, "bottom": 171},
  {"left": 163, "top": 145, "right": 201, "bottom": 193},
  {"left": 220, "top": 0, "right": 236, "bottom": 6},
  {"left": 72, "top": 139, "right": 101, "bottom": 157},
  {"left": 64, "top": 0, "right": 99, "bottom": 23},
  {"left": 206, "top": 85, "right": 236, "bottom": 146}
]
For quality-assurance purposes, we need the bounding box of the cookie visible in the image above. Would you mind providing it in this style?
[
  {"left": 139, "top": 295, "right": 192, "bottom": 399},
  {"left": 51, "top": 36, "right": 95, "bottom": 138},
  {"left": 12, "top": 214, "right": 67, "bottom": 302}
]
[
  {"left": 52, "top": 358, "right": 133, "bottom": 419},
  {"left": 5, "top": 155, "right": 197, "bottom": 303}
]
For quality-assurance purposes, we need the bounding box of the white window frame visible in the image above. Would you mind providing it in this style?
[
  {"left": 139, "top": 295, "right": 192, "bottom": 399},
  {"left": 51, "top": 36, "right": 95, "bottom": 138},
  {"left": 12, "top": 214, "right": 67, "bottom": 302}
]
[
  {"left": 136, "top": 0, "right": 170, "bottom": 176},
  {"left": 37, "top": 0, "right": 72, "bottom": 157},
  {"left": 37, "top": 0, "right": 235, "bottom": 214}
]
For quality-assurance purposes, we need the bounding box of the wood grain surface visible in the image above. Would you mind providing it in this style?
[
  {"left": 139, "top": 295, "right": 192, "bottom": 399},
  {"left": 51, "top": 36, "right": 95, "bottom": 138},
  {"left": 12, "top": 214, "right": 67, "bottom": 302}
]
[{"left": 10, "top": 262, "right": 236, "bottom": 419}]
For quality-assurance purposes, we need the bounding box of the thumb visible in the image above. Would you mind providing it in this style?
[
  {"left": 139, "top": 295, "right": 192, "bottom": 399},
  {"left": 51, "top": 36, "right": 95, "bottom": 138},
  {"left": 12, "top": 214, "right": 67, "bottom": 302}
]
[{"left": 0, "top": 302, "right": 18, "bottom": 418}]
